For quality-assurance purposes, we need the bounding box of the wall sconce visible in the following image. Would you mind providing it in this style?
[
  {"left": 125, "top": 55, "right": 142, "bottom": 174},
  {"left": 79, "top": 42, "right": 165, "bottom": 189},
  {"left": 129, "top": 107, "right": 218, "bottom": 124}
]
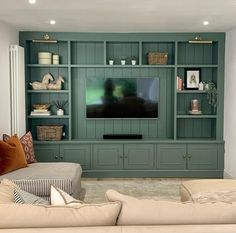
[
  {"left": 188, "top": 35, "right": 212, "bottom": 44},
  {"left": 32, "top": 34, "right": 57, "bottom": 43}
]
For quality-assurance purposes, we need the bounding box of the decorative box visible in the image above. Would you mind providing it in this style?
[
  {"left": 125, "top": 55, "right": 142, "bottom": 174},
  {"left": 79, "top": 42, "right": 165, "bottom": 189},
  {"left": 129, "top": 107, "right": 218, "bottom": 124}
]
[{"left": 38, "top": 52, "right": 52, "bottom": 65}]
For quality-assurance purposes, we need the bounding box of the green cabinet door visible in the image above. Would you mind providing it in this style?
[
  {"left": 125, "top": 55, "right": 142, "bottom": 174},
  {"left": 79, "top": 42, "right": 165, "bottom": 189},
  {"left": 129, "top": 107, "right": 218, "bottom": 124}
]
[
  {"left": 156, "top": 144, "right": 186, "bottom": 170},
  {"left": 187, "top": 144, "right": 218, "bottom": 170},
  {"left": 60, "top": 144, "right": 91, "bottom": 169},
  {"left": 92, "top": 144, "right": 123, "bottom": 170},
  {"left": 34, "top": 144, "right": 60, "bottom": 162},
  {"left": 124, "top": 144, "right": 155, "bottom": 169}
]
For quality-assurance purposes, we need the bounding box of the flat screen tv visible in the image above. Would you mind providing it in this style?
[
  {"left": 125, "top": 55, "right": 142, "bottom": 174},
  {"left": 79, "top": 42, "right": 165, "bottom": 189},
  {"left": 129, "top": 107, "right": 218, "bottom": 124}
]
[{"left": 86, "top": 77, "right": 159, "bottom": 119}]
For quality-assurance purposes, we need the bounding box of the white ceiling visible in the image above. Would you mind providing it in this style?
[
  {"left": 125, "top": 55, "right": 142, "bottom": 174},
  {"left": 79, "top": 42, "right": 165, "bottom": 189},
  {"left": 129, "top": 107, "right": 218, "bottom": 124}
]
[{"left": 1, "top": 0, "right": 236, "bottom": 32}]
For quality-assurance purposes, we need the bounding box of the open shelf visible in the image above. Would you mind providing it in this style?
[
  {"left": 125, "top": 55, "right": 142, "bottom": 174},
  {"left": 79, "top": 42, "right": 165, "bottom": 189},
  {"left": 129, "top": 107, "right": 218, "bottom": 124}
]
[
  {"left": 26, "top": 40, "right": 69, "bottom": 65},
  {"left": 176, "top": 115, "right": 217, "bottom": 119},
  {"left": 27, "top": 115, "right": 70, "bottom": 119},
  {"left": 27, "top": 90, "right": 69, "bottom": 93},
  {"left": 71, "top": 41, "right": 104, "bottom": 65},
  {"left": 177, "top": 42, "right": 218, "bottom": 65},
  {"left": 142, "top": 42, "right": 175, "bottom": 65},
  {"left": 106, "top": 41, "right": 139, "bottom": 65}
]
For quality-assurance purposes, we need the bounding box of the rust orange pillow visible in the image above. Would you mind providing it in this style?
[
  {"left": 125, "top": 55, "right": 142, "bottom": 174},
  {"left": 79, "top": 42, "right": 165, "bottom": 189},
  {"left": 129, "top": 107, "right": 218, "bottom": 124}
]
[
  {"left": 0, "top": 136, "right": 27, "bottom": 175},
  {"left": 3, "top": 132, "right": 37, "bottom": 164}
]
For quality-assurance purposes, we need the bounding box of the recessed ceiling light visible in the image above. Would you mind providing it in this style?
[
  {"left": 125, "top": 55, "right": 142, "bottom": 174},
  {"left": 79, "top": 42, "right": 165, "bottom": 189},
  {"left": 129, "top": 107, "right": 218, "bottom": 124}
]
[
  {"left": 28, "top": 0, "right": 36, "bottom": 4},
  {"left": 203, "top": 21, "right": 209, "bottom": 26},
  {"left": 50, "top": 20, "right": 56, "bottom": 25}
]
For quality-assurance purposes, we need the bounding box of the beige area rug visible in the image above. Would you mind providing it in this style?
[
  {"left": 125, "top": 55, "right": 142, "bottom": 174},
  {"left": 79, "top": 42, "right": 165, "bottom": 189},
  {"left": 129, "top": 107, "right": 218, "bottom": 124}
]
[{"left": 81, "top": 178, "right": 190, "bottom": 203}]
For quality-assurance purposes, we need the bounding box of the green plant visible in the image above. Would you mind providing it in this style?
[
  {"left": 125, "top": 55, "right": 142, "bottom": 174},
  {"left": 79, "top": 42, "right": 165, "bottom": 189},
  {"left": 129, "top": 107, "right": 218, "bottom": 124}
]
[
  {"left": 54, "top": 100, "right": 68, "bottom": 109},
  {"left": 206, "top": 81, "right": 217, "bottom": 113},
  {"left": 131, "top": 56, "right": 136, "bottom": 61}
]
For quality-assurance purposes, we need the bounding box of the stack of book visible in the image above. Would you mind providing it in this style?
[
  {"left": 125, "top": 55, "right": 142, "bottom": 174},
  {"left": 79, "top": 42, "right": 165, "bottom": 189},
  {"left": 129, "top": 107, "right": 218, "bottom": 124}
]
[{"left": 30, "top": 109, "right": 51, "bottom": 116}]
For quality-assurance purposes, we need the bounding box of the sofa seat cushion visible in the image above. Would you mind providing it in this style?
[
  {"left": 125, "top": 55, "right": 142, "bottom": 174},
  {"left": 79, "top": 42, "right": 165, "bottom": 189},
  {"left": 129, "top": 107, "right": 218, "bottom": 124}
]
[
  {"left": 0, "top": 202, "right": 121, "bottom": 229},
  {"left": 180, "top": 179, "right": 236, "bottom": 202},
  {"left": 106, "top": 189, "right": 236, "bottom": 226},
  {"left": 0, "top": 162, "right": 82, "bottom": 198}
]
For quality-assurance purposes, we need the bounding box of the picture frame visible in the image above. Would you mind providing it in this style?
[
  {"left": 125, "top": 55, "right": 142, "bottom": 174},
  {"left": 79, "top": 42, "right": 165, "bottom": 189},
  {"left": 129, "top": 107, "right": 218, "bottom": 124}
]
[{"left": 184, "top": 68, "right": 201, "bottom": 90}]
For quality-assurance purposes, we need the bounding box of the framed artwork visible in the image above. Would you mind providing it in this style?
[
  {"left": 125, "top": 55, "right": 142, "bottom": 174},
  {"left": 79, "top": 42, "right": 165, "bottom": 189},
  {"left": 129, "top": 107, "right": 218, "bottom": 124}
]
[{"left": 184, "top": 68, "right": 201, "bottom": 90}]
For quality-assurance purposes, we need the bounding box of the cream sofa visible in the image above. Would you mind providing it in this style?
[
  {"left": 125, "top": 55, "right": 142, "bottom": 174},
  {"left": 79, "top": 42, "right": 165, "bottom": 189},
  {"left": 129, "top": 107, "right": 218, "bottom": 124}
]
[{"left": 1, "top": 189, "right": 236, "bottom": 233}]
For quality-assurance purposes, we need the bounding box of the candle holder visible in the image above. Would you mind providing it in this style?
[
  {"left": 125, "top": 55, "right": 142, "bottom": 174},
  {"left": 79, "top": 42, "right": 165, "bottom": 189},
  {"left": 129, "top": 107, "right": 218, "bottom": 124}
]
[{"left": 189, "top": 99, "right": 202, "bottom": 115}]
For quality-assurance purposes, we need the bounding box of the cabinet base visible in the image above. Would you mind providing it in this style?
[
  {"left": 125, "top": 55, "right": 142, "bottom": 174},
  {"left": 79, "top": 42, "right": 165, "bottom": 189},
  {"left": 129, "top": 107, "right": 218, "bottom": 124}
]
[{"left": 82, "top": 170, "right": 224, "bottom": 178}]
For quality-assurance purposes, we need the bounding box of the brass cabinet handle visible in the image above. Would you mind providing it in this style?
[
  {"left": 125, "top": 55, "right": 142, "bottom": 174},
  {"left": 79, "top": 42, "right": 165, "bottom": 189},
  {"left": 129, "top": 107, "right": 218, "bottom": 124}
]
[
  {"left": 55, "top": 156, "right": 58, "bottom": 159},
  {"left": 183, "top": 155, "right": 187, "bottom": 158},
  {"left": 188, "top": 154, "right": 192, "bottom": 159},
  {"left": 119, "top": 155, "right": 123, "bottom": 159},
  {"left": 60, "top": 155, "right": 63, "bottom": 159},
  {"left": 124, "top": 155, "right": 128, "bottom": 159}
]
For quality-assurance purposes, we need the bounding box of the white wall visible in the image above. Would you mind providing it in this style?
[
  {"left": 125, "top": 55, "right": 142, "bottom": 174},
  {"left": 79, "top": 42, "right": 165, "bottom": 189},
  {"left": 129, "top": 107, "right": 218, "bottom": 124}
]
[
  {"left": 224, "top": 28, "right": 236, "bottom": 178},
  {"left": 0, "top": 20, "right": 18, "bottom": 136}
]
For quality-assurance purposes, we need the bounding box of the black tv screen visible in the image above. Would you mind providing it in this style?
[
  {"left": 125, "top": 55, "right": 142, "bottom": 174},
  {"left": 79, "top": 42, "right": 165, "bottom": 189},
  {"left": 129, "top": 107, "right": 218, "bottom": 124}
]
[{"left": 86, "top": 77, "right": 159, "bottom": 119}]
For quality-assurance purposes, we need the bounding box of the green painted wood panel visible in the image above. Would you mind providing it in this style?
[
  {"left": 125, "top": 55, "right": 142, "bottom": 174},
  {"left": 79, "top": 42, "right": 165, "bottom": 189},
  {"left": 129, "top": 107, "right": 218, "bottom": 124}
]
[
  {"left": 71, "top": 42, "right": 104, "bottom": 65},
  {"left": 71, "top": 67, "right": 174, "bottom": 139},
  {"left": 106, "top": 42, "right": 139, "bottom": 65},
  {"left": 124, "top": 144, "right": 155, "bottom": 169},
  {"left": 142, "top": 42, "right": 175, "bottom": 65},
  {"left": 177, "top": 42, "right": 218, "bottom": 65},
  {"left": 187, "top": 144, "right": 218, "bottom": 170},
  {"left": 92, "top": 144, "right": 123, "bottom": 170},
  {"left": 27, "top": 41, "right": 68, "bottom": 64},
  {"left": 156, "top": 144, "right": 186, "bottom": 169},
  {"left": 60, "top": 144, "right": 91, "bottom": 169},
  {"left": 34, "top": 144, "right": 60, "bottom": 162}
]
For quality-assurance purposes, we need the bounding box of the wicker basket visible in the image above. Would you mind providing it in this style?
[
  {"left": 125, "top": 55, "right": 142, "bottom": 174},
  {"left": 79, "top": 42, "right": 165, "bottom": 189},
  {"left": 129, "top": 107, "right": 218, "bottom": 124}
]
[
  {"left": 147, "top": 52, "right": 168, "bottom": 65},
  {"left": 37, "top": 126, "right": 63, "bottom": 141}
]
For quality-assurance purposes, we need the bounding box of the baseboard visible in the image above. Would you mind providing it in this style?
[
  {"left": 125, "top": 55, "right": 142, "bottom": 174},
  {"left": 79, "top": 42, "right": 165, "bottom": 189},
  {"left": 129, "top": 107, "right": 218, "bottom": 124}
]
[{"left": 224, "top": 171, "right": 235, "bottom": 179}]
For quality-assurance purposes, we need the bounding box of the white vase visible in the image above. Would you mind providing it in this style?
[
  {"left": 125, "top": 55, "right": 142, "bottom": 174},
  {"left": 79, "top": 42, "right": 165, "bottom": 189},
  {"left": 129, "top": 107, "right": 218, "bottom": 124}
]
[
  {"left": 57, "top": 109, "right": 64, "bottom": 116},
  {"left": 131, "top": 60, "right": 136, "bottom": 65},
  {"left": 121, "top": 60, "right": 126, "bottom": 65}
]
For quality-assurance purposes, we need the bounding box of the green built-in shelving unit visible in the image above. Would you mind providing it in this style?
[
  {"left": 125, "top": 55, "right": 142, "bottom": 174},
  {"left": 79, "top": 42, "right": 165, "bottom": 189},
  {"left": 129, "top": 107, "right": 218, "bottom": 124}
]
[{"left": 19, "top": 32, "right": 225, "bottom": 178}]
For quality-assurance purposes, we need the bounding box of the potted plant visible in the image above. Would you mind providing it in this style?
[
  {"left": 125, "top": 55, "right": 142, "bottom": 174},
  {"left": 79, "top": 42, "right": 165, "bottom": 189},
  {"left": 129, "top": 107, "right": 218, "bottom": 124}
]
[
  {"left": 108, "top": 58, "right": 114, "bottom": 65},
  {"left": 54, "top": 100, "right": 68, "bottom": 116},
  {"left": 131, "top": 56, "right": 137, "bottom": 65},
  {"left": 206, "top": 81, "right": 217, "bottom": 113},
  {"left": 120, "top": 56, "right": 126, "bottom": 65}
]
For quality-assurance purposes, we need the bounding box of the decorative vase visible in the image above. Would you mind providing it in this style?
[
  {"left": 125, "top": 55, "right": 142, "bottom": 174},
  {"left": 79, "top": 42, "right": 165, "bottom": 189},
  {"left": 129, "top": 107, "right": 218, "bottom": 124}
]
[
  {"left": 121, "top": 60, "right": 126, "bottom": 65},
  {"left": 57, "top": 109, "right": 64, "bottom": 116},
  {"left": 131, "top": 60, "right": 136, "bottom": 65}
]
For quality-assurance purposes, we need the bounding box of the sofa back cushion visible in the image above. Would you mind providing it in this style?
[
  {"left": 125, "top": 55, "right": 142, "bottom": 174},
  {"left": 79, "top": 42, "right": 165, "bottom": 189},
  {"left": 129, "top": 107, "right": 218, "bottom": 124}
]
[
  {"left": 0, "top": 136, "right": 27, "bottom": 175},
  {"left": 105, "top": 189, "right": 236, "bottom": 225},
  {"left": 0, "top": 202, "right": 121, "bottom": 229}
]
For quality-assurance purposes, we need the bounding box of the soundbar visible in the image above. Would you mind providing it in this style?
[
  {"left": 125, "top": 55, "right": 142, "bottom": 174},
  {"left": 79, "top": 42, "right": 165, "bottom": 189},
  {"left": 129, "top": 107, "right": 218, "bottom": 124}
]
[{"left": 103, "top": 134, "right": 142, "bottom": 140}]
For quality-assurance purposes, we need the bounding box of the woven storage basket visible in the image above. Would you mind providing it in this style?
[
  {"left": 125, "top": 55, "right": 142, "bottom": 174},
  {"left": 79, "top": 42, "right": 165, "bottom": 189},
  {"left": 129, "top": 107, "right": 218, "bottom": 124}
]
[
  {"left": 147, "top": 52, "right": 168, "bottom": 65},
  {"left": 37, "top": 126, "right": 63, "bottom": 141}
]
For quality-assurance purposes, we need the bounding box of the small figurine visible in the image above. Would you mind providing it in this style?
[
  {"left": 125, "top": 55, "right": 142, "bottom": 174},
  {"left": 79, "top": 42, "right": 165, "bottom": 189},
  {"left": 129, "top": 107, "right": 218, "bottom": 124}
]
[
  {"left": 47, "top": 76, "right": 64, "bottom": 90},
  {"left": 30, "top": 73, "right": 53, "bottom": 90}
]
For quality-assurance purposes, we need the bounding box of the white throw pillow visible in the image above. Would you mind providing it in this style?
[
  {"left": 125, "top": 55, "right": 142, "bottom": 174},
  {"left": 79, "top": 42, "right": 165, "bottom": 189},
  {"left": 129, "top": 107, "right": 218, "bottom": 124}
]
[{"left": 50, "top": 185, "right": 82, "bottom": 206}]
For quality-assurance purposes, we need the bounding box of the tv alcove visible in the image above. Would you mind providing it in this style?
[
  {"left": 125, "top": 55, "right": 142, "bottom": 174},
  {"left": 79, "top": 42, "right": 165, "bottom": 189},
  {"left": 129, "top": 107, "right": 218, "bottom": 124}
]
[{"left": 20, "top": 32, "right": 225, "bottom": 178}]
